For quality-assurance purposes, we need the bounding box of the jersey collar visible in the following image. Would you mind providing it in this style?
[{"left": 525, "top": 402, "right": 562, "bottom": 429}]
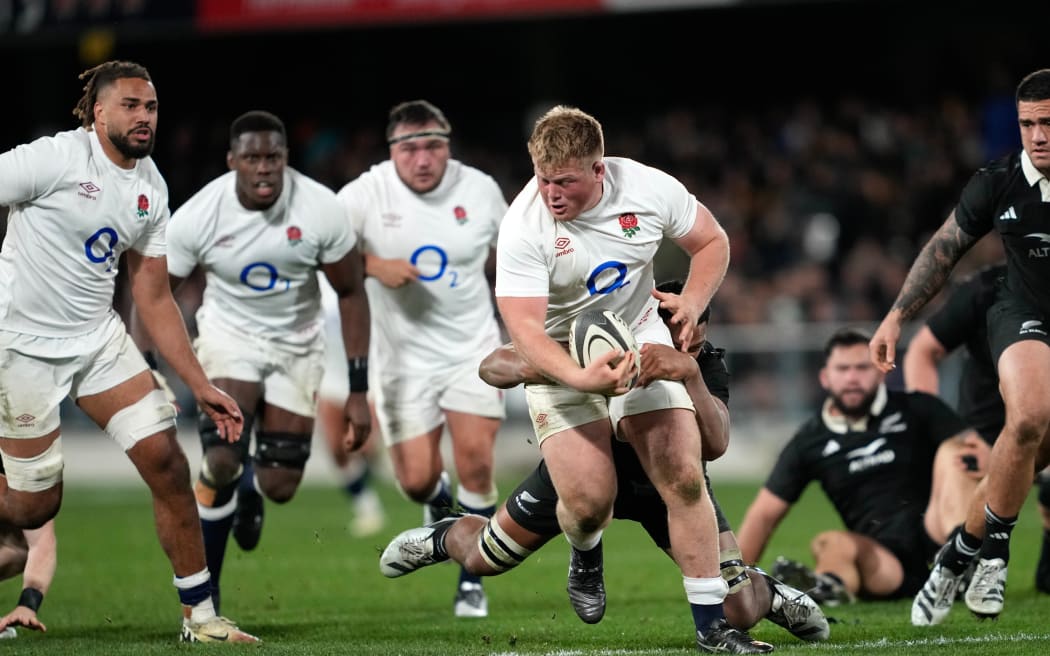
[
  {"left": 1021, "top": 150, "right": 1050, "bottom": 202},
  {"left": 820, "top": 383, "right": 888, "bottom": 434}
]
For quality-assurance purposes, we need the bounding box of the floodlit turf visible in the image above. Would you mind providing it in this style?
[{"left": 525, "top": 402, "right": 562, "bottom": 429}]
[{"left": 3, "top": 478, "right": 1048, "bottom": 654}]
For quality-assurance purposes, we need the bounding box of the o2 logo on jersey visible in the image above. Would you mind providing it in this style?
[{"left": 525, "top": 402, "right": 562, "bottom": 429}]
[
  {"left": 586, "top": 260, "right": 630, "bottom": 295},
  {"left": 411, "top": 244, "right": 459, "bottom": 288},
  {"left": 240, "top": 261, "right": 291, "bottom": 292},
  {"left": 84, "top": 227, "right": 120, "bottom": 273}
]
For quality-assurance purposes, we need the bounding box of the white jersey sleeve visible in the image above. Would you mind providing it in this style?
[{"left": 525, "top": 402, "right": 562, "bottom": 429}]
[{"left": 0, "top": 134, "right": 72, "bottom": 206}]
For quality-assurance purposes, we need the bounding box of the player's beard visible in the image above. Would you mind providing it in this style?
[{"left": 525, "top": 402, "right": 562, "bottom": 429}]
[
  {"left": 110, "top": 126, "right": 155, "bottom": 159},
  {"left": 830, "top": 386, "right": 879, "bottom": 419}
]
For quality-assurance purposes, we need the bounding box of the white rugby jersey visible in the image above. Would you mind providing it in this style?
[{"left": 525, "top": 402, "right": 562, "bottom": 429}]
[
  {"left": 339, "top": 159, "right": 506, "bottom": 375},
  {"left": 496, "top": 157, "right": 698, "bottom": 340},
  {"left": 0, "top": 128, "right": 169, "bottom": 337},
  {"left": 167, "top": 168, "right": 354, "bottom": 345}
]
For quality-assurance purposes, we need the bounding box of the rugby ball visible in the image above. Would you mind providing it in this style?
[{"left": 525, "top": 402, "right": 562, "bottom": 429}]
[{"left": 568, "top": 309, "right": 641, "bottom": 391}]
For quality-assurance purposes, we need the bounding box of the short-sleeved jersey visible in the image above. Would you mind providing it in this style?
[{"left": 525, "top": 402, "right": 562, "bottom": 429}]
[
  {"left": 0, "top": 128, "right": 169, "bottom": 336},
  {"left": 167, "top": 168, "right": 354, "bottom": 345},
  {"left": 496, "top": 157, "right": 699, "bottom": 340},
  {"left": 764, "top": 388, "right": 967, "bottom": 548},
  {"left": 925, "top": 264, "right": 1005, "bottom": 442},
  {"left": 339, "top": 159, "right": 506, "bottom": 375},
  {"left": 955, "top": 150, "right": 1050, "bottom": 317}
]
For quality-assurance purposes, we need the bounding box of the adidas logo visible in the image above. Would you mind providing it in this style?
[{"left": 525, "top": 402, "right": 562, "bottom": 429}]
[
  {"left": 999, "top": 206, "right": 1018, "bottom": 221},
  {"left": 988, "top": 532, "right": 1010, "bottom": 540},
  {"left": 822, "top": 439, "right": 841, "bottom": 457},
  {"left": 1020, "top": 319, "right": 1047, "bottom": 336}
]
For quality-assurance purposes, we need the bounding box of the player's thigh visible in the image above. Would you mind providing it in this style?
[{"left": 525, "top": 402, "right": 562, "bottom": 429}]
[
  {"left": 990, "top": 299, "right": 1050, "bottom": 428},
  {"left": 999, "top": 342, "right": 1050, "bottom": 429},
  {"left": 523, "top": 382, "right": 609, "bottom": 447},
  {"left": 73, "top": 332, "right": 177, "bottom": 454},
  {"left": 386, "top": 425, "right": 444, "bottom": 489},
  {"left": 538, "top": 418, "right": 618, "bottom": 513},
  {"left": 851, "top": 534, "right": 905, "bottom": 597},
  {"left": 371, "top": 370, "right": 446, "bottom": 447},
  {"left": 0, "top": 328, "right": 94, "bottom": 440}
]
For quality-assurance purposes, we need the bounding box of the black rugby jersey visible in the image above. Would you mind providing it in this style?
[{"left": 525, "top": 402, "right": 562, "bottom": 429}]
[
  {"left": 925, "top": 264, "right": 1005, "bottom": 443},
  {"left": 764, "top": 388, "right": 966, "bottom": 547},
  {"left": 955, "top": 151, "right": 1050, "bottom": 316}
]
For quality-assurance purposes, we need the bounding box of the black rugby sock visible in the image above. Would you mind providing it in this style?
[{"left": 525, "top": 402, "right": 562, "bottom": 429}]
[
  {"left": 979, "top": 505, "right": 1017, "bottom": 563},
  {"left": 940, "top": 524, "right": 981, "bottom": 575}
]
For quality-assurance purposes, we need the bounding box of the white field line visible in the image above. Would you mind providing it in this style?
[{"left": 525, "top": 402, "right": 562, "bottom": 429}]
[{"left": 491, "top": 631, "right": 1050, "bottom": 655}]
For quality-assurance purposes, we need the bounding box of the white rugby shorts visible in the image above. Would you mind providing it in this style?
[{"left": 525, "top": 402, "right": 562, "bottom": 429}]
[
  {"left": 524, "top": 313, "right": 694, "bottom": 445},
  {"left": 0, "top": 312, "right": 149, "bottom": 438},
  {"left": 371, "top": 346, "right": 506, "bottom": 446},
  {"left": 194, "top": 316, "right": 324, "bottom": 418}
]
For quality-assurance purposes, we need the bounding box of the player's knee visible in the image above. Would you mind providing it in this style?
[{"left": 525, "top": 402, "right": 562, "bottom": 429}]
[
  {"left": 811, "top": 530, "right": 852, "bottom": 558},
  {"left": 1007, "top": 409, "right": 1050, "bottom": 447},
  {"left": 666, "top": 468, "right": 706, "bottom": 506},
  {"left": 397, "top": 471, "right": 441, "bottom": 502},
  {"left": 104, "top": 390, "right": 177, "bottom": 451},
  {"left": 2, "top": 489, "right": 61, "bottom": 530},
  {"left": 202, "top": 445, "right": 244, "bottom": 487},
  {"left": 253, "top": 431, "right": 310, "bottom": 502},
  {"left": 256, "top": 468, "right": 304, "bottom": 504},
  {"left": 560, "top": 494, "right": 612, "bottom": 532}
]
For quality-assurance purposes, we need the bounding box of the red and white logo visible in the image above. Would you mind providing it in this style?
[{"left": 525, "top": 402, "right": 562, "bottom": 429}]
[
  {"left": 287, "top": 226, "right": 302, "bottom": 245},
  {"left": 535, "top": 413, "right": 549, "bottom": 429},
  {"left": 136, "top": 194, "right": 150, "bottom": 218},
  {"left": 619, "top": 213, "right": 640, "bottom": 238},
  {"left": 453, "top": 206, "right": 468, "bottom": 224}
]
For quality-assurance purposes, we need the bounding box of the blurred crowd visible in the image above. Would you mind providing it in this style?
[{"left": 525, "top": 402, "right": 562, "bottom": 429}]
[
  {"left": 148, "top": 92, "right": 1013, "bottom": 329},
  {"left": 1, "top": 90, "right": 1015, "bottom": 418}
]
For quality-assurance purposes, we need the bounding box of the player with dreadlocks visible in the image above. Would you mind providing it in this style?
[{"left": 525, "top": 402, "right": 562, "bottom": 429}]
[{"left": 0, "top": 60, "right": 258, "bottom": 643}]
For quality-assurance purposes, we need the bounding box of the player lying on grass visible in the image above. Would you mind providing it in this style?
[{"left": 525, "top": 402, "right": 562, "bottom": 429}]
[{"left": 381, "top": 283, "right": 829, "bottom": 649}]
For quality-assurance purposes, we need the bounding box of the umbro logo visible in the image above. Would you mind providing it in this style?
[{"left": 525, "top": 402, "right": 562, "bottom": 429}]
[
  {"left": 822, "top": 439, "right": 841, "bottom": 457},
  {"left": 78, "top": 181, "right": 100, "bottom": 200},
  {"left": 555, "top": 237, "right": 574, "bottom": 257},
  {"left": 999, "top": 206, "right": 1018, "bottom": 221}
]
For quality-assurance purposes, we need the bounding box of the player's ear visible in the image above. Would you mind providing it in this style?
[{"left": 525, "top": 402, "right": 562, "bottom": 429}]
[
  {"left": 818, "top": 366, "right": 830, "bottom": 390},
  {"left": 226, "top": 151, "right": 235, "bottom": 170}
]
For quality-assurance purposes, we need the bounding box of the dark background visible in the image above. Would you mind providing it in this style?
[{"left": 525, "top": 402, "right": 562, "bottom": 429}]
[{"left": 2, "top": 0, "right": 1043, "bottom": 188}]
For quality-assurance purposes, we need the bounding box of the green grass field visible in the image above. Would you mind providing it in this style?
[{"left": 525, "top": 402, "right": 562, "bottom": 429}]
[{"left": 3, "top": 477, "right": 1048, "bottom": 655}]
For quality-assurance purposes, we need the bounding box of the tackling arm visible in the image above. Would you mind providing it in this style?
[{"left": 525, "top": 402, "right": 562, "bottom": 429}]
[
  {"left": 662, "top": 204, "right": 729, "bottom": 351},
  {"left": 496, "top": 296, "right": 633, "bottom": 395}
]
